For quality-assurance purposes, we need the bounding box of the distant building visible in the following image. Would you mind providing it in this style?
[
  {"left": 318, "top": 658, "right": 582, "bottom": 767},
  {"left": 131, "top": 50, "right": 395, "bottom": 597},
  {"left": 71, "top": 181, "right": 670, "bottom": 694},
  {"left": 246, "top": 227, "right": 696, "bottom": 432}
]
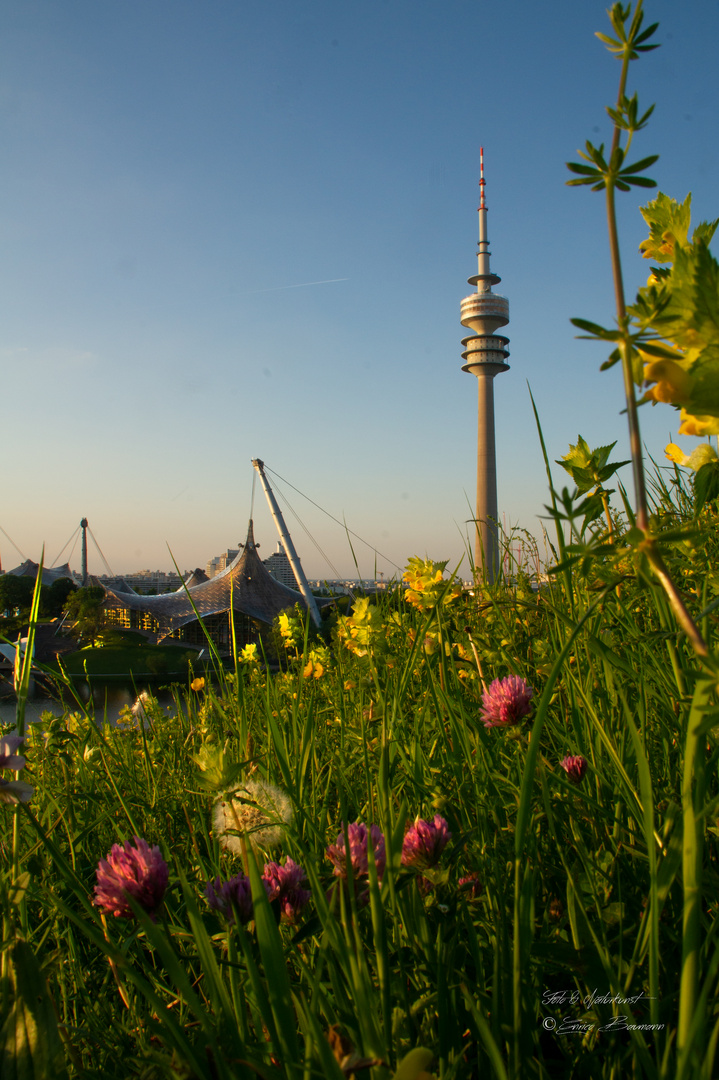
[
  {"left": 103, "top": 521, "right": 312, "bottom": 651},
  {"left": 206, "top": 549, "right": 239, "bottom": 578},
  {"left": 118, "top": 570, "right": 184, "bottom": 594},
  {"left": 263, "top": 543, "right": 295, "bottom": 588},
  {"left": 3, "top": 560, "right": 79, "bottom": 586}
]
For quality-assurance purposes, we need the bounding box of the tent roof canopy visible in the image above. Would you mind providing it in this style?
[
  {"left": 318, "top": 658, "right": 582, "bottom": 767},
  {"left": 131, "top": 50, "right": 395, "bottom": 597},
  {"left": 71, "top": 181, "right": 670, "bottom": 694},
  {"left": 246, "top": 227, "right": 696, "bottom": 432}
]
[{"left": 102, "top": 521, "right": 307, "bottom": 640}]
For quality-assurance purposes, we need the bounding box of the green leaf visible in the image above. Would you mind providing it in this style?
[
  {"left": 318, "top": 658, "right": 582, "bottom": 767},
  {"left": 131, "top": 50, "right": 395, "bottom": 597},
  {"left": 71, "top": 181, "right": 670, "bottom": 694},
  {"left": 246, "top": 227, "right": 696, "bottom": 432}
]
[
  {"left": 620, "top": 154, "right": 659, "bottom": 175},
  {"left": 570, "top": 317, "right": 621, "bottom": 340},
  {"left": 591, "top": 441, "right": 617, "bottom": 469},
  {"left": 635, "top": 340, "right": 682, "bottom": 359},
  {"left": 694, "top": 462, "right": 719, "bottom": 515},
  {"left": 595, "top": 31, "right": 621, "bottom": 48},
  {"left": 566, "top": 176, "right": 604, "bottom": 189},
  {"left": 691, "top": 242, "right": 719, "bottom": 337},
  {"left": 600, "top": 348, "right": 622, "bottom": 371},
  {"left": 635, "top": 22, "right": 660, "bottom": 46},
  {"left": 0, "top": 941, "right": 67, "bottom": 1080},
  {"left": 7, "top": 872, "right": 30, "bottom": 908},
  {"left": 638, "top": 192, "right": 692, "bottom": 262},
  {"left": 174, "top": 867, "right": 248, "bottom": 1064},
  {"left": 246, "top": 848, "right": 302, "bottom": 1070},
  {"left": 693, "top": 219, "right": 719, "bottom": 247},
  {"left": 623, "top": 176, "right": 657, "bottom": 188},
  {"left": 609, "top": 145, "right": 625, "bottom": 171},
  {"left": 598, "top": 459, "right": 631, "bottom": 481},
  {"left": 566, "top": 162, "right": 603, "bottom": 177}
]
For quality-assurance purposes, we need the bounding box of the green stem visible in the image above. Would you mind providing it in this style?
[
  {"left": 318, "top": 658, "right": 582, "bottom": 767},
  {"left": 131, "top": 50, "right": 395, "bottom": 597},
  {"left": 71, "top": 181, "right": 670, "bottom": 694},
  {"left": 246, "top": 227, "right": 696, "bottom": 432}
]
[
  {"left": 603, "top": 2, "right": 708, "bottom": 660},
  {"left": 605, "top": 33, "right": 649, "bottom": 533},
  {"left": 643, "top": 543, "right": 708, "bottom": 660},
  {"left": 678, "top": 676, "right": 713, "bottom": 1061}
]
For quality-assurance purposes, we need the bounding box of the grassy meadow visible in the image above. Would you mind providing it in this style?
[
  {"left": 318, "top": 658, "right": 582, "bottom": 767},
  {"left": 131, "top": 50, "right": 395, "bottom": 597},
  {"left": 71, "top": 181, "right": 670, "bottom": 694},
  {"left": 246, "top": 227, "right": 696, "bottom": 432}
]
[{"left": 1, "top": 450, "right": 718, "bottom": 1079}]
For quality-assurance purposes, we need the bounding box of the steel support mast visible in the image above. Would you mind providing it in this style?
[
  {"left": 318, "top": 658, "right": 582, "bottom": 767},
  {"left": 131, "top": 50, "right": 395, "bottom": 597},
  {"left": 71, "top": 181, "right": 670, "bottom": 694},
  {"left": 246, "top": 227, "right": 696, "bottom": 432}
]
[
  {"left": 80, "top": 518, "right": 89, "bottom": 586},
  {"left": 251, "top": 459, "right": 322, "bottom": 628}
]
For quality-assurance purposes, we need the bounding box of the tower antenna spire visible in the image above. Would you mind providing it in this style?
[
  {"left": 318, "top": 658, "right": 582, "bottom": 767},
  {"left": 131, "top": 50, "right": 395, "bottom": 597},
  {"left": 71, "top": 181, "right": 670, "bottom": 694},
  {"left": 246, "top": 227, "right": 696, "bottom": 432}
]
[{"left": 476, "top": 147, "right": 492, "bottom": 290}]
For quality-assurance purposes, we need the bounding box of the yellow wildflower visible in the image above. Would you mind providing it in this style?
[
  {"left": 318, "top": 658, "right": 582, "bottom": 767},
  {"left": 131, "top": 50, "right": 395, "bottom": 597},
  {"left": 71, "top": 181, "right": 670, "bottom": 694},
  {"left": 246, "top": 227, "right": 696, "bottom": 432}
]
[
  {"left": 665, "top": 441, "right": 719, "bottom": 470},
  {"left": 678, "top": 410, "right": 719, "bottom": 438},
  {"left": 336, "top": 597, "right": 384, "bottom": 657},
  {"left": 239, "top": 642, "right": 259, "bottom": 663},
  {"left": 303, "top": 659, "right": 325, "bottom": 679},
  {"left": 665, "top": 442, "right": 686, "bottom": 465},
  {"left": 642, "top": 360, "right": 692, "bottom": 406},
  {"left": 302, "top": 645, "right": 329, "bottom": 678},
  {"left": 191, "top": 677, "right": 205, "bottom": 692},
  {"left": 277, "top": 611, "right": 301, "bottom": 649},
  {"left": 402, "top": 557, "right": 462, "bottom": 612}
]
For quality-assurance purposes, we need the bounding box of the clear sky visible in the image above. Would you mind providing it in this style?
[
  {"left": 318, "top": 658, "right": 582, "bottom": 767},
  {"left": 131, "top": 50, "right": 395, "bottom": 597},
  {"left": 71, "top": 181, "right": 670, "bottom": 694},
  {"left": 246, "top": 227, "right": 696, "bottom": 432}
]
[{"left": 1, "top": 0, "right": 717, "bottom": 580}]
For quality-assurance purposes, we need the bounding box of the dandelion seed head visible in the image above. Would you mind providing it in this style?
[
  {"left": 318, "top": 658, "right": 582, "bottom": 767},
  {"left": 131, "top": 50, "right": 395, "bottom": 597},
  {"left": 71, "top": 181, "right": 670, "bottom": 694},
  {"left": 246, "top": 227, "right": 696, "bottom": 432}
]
[{"left": 213, "top": 779, "right": 293, "bottom": 854}]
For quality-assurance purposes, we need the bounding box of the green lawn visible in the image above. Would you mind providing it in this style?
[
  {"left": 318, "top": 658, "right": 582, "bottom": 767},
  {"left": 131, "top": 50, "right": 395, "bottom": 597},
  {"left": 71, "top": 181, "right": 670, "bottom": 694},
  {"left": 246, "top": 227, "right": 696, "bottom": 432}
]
[{"left": 49, "top": 643, "right": 201, "bottom": 677}]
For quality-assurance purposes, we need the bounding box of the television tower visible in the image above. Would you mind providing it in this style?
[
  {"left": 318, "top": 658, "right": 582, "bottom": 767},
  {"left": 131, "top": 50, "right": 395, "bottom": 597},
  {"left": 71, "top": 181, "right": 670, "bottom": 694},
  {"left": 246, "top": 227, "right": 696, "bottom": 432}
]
[{"left": 460, "top": 149, "right": 509, "bottom": 582}]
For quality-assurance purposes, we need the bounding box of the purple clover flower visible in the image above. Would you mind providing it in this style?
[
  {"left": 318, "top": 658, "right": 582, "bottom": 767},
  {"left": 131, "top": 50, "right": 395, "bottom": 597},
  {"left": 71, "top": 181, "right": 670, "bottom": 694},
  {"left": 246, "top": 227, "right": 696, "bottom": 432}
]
[
  {"left": 560, "top": 755, "right": 588, "bottom": 784},
  {"left": 0, "top": 734, "right": 25, "bottom": 772},
  {"left": 326, "top": 823, "right": 386, "bottom": 881},
  {"left": 262, "top": 858, "right": 311, "bottom": 923},
  {"left": 458, "top": 872, "right": 482, "bottom": 900},
  {"left": 401, "top": 815, "right": 451, "bottom": 870},
  {"left": 205, "top": 872, "right": 260, "bottom": 925},
  {"left": 0, "top": 778, "right": 34, "bottom": 804},
  {"left": 94, "top": 837, "right": 169, "bottom": 920},
  {"left": 480, "top": 676, "right": 534, "bottom": 728}
]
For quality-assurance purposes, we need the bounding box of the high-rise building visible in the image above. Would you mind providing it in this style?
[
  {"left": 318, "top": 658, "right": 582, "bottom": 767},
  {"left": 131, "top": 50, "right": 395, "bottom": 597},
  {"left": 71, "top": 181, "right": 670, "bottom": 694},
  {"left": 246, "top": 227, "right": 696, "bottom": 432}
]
[
  {"left": 263, "top": 543, "right": 296, "bottom": 589},
  {"left": 206, "top": 548, "right": 239, "bottom": 578},
  {"left": 460, "top": 149, "right": 510, "bottom": 582}
]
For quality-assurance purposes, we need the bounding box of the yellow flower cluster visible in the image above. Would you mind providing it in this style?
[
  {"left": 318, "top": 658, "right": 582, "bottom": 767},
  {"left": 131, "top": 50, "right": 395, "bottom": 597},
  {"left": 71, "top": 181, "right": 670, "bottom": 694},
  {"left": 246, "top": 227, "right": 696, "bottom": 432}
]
[
  {"left": 336, "top": 596, "right": 384, "bottom": 658},
  {"left": 643, "top": 359, "right": 718, "bottom": 437},
  {"left": 303, "top": 645, "right": 330, "bottom": 679},
  {"left": 278, "top": 612, "right": 301, "bottom": 650},
  {"left": 402, "top": 557, "right": 462, "bottom": 612},
  {"left": 635, "top": 193, "right": 719, "bottom": 437}
]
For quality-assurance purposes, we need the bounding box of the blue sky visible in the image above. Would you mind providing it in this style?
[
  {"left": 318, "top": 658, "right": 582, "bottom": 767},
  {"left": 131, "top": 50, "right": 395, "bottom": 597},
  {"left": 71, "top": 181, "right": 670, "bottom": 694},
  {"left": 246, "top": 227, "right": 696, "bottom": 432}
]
[{"left": 1, "top": 0, "right": 717, "bottom": 579}]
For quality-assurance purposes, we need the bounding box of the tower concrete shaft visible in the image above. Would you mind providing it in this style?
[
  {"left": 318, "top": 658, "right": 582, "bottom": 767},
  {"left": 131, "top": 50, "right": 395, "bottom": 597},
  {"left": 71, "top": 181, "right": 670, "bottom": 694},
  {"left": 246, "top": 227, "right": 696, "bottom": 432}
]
[{"left": 460, "top": 149, "right": 509, "bottom": 582}]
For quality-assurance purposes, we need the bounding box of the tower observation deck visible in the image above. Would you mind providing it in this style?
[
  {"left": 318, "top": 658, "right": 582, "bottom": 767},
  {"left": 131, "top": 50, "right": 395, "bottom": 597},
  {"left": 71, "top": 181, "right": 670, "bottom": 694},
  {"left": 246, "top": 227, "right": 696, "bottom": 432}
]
[{"left": 460, "top": 149, "right": 510, "bottom": 581}]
